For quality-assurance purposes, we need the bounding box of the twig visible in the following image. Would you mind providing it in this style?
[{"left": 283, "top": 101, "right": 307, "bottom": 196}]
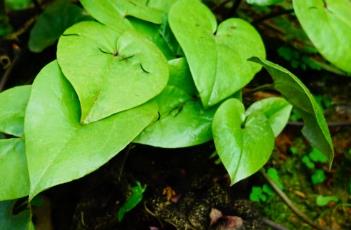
[
  {"left": 288, "top": 120, "right": 351, "bottom": 127},
  {"left": 261, "top": 170, "right": 330, "bottom": 230},
  {"left": 262, "top": 218, "right": 289, "bottom": 230},
  {"left": 253, "top": 9, "right": 294, "bottom": 25},
  {"left": 0, "top": 44, "right": 21, "bottom": 91},
  {"left": 3, "top": 17, "right": 36, "bottom": 41},
  {"left": 117, "top": 145, "right": 135, "bottom": 182}
]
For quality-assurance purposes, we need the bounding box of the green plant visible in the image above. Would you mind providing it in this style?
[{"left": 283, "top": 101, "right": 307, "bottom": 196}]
[{"left": 0, "top": 0, "right": 336, "bottom": 227}]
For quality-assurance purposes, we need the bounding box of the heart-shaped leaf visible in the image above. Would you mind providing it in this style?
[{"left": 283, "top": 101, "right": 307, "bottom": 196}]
[
  {"left": 249, "top": 57, "right": 334, "bottom": 166},
  {"left": 293, "top": 0, "right": 351, "bottom": 73},
  {"left": 246, "top": 97, "right": 292, "bottom": 137},
  {"left": 0, "top": 200, "right": 33, "bottom": 230},
  {"left": 57, "top": 21, "right": 168, "bottom": 123},
  {"left": 0, "top": 139, "right": 29, "bottom": 200},
  {"left": 213, "top": 98, "right": 275, "bottom": 185},
  {"left": 25, "top": 61, "right": 158, "bottom": 199},
  {"left": 135, "top": 58, "right": 216, "bottom": 148},
  {"left": 29, "top": 0, "right": 89, "bottom": 53},
  {"left": 169, "top": 0, "right": 265, "bottom": 106},
  {"left": 0, "top": 86, "right": 31, "bottom": 137}
]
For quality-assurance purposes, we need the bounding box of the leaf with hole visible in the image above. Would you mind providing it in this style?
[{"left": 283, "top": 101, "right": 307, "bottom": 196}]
[
  {"left": 25, "top": 61, "right": 158, "bottom": 199},
  {"left": 57, "top": 21, "right": 168, "bottom": 123},
  {"left": 213, "top": 98, "right": 275, "bottom": 185},
  {"left": 293, "top": 0, "right": 351, "bottom": 73},
  {"left": 0, "top": 86, "right": 31, "bottom": 137},
  {"left": 29, "top": 0, "right": 89, "bottom": 53},
  {"left": 135, "top": 58, "right": 216, "bottom": 148},
  {"left": 246, "top": 97, "right": 292, "bottom": 137},
  {"left": 249, "top": 57, "right": 334, "bottom": 166},
  {"left": 169, "top": 0, "right": 265, "bottom": 106}
]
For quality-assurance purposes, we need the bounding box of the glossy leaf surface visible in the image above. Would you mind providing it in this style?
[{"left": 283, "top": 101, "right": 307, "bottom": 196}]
[
  {"left": 250, "top": 57, "right": 334, "bottom": 165},
  {"left": 80, "top": 0, "right": 174, "bottom": 29},
  {"left": 169, "top": 0, "right": 265, "bottom": 106},
  {"left": 29, "top": 0, "right": 88, "bottom": 52},
  {"left": 0, "top": 86, "right": 31, "bottom": 137},
  {"left": 57, "top": 21, "right": 168, "bottom": 123},
  {"left": 293, "top": 0, "right": 351, "bottom": 73},
  {"left": 25, "top": 61, "right": 158, "bottom": 199},
  {"left": 135, "top": 58, "right": 216, "bottom": 148},
  {"left": 0, "top": 139, "right": 29, "bottom": 200},
  {"left": 246, "top": 97, "right": 292, "bottom": 137},
  {"left": 213, "top": 98, "right": 275, "bottom": 184}
]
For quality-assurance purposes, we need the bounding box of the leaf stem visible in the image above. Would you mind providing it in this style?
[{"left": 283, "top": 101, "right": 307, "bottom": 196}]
[
  {"left": 0, "top": 44, "right": 21, "bottom": 91},
  {"left": 261, "top": 169, "right": 330, "bottom": 230},
  {"left": 253, "top": 9, "right": 294, "bottom": 25}
]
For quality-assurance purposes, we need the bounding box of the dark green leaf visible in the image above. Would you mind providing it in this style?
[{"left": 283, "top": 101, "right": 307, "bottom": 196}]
[
  {"left": 29, "top": 0, "right": 88, "bottom": 52},
  {"left": 246, "top": 0, "right": 284, "bottom": 6},
  {"left": 249, "top": 57, "right": 334, "bottom": 167},
  {"left": 0, "top": 200, "right": 33, "bottom": 230},
  {"left": 5, "top": 0, "right": 31, "bottom": 10},
  {"left": 25, "top": 61, "right": 158, "bottom": 199}
]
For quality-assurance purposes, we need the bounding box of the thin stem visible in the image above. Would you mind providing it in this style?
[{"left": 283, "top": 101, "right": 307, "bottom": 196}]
[
  {"left": 288, "top": 120, "right": 351, "bottom": 127},
  {"left": 0, "top": 45, "right": 21, "bottom": 91},
  {"left": 253, "top": 9, "right": 294, "bottom": 25},
  {"left": 261, "top": 170, "right": 330, "bottom": 230},
  {"left": 262, "top": 218, "right": 289, "bottom": 230}
]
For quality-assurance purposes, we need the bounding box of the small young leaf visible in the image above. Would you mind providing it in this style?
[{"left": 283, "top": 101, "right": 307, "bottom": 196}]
[
  {"left": 135, "top": 58, "right": 216, "bottom": 148},
  {"left": 311, "top": 169, "right": 326, "bottom": 185},
  {"left": 266, "top": 168, "right": 284, "bottom": 190},
  {"left": 117, "top": 182, "right": 146, "bottom": 222},
  {"left": 246, "top": 97, "right": 292, "bottom": 137},
  {"left": 249, "top": 57, "right": 334, "bottom": 167},
  {"left": 169, "top": 0, "right": 265, "bottom": 107},
  {"left": 29, "top": 0, "right": 89, "bottom": 53},
  {"left": 308, "top": 148, "right": 328, "bottom": 163},
  {"left": 293, "top": 0, "right": 351, "bottom": 73},
  {"left": 0, "top": 86, "right": 31, "bottom": 137},
  {"left": 0, "top": 200, "right": 33, "bottom": 230},
  {"left": 212, "top": 98, "right": 275, "bottom": 185},
  {"left": 302, "top": 156, "right": 315, "bottom": 169},
  {"left": 0, "top": 139, "right": 29, "bottom": 200},
  {"left": 316, "top": 195, "right": 338, "bottom": 206},
  {"left": 25, "top": 61, "right": 158, "bottom": 199},
  {"left": 57, "top": 21, "right": 168, "bottom": 123}
]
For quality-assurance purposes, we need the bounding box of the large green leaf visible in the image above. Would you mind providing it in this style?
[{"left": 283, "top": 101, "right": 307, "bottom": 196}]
[
  {"left": 246, "top": 97, "right": 292, "bottom": 137},
  {"left": 0, "top": 139, "right": 29, "bottom": 201},
  {"left": 25, "top": 61, "right": 158, "bottom": 199},
  {"left": 293, "top": 0, "right": 351, "bottom": 73},
  {"left": 249, "top": 57, "right": 334, "bottom": 165},
  {"left": 29, "top": 0, "right": 88, "bottom": 53},
  {"left": 212, "top": 98, "right": 275, "bottom": 185},
  {"left": 169, "top": 0, "right": 265, "bottom": 107},
  {"left": 0, "top": 86, "right": 31, "bottom": 137},
  {"left": 135, "top": 58, "right": 216, "bottom": 148},
  {"left": 0, "top": 200, "right": 33, "bottom": 230},
  {"left": 57, "top": 21, "right": 168, "bottom": 123},
  {"left": 80, "top": 0, "right": 174, "bottom": 28}
]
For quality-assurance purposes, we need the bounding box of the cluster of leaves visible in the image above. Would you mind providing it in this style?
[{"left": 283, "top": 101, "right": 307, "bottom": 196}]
[{"left": 0, "top": 0, "right": 335, "bottom": 224}]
